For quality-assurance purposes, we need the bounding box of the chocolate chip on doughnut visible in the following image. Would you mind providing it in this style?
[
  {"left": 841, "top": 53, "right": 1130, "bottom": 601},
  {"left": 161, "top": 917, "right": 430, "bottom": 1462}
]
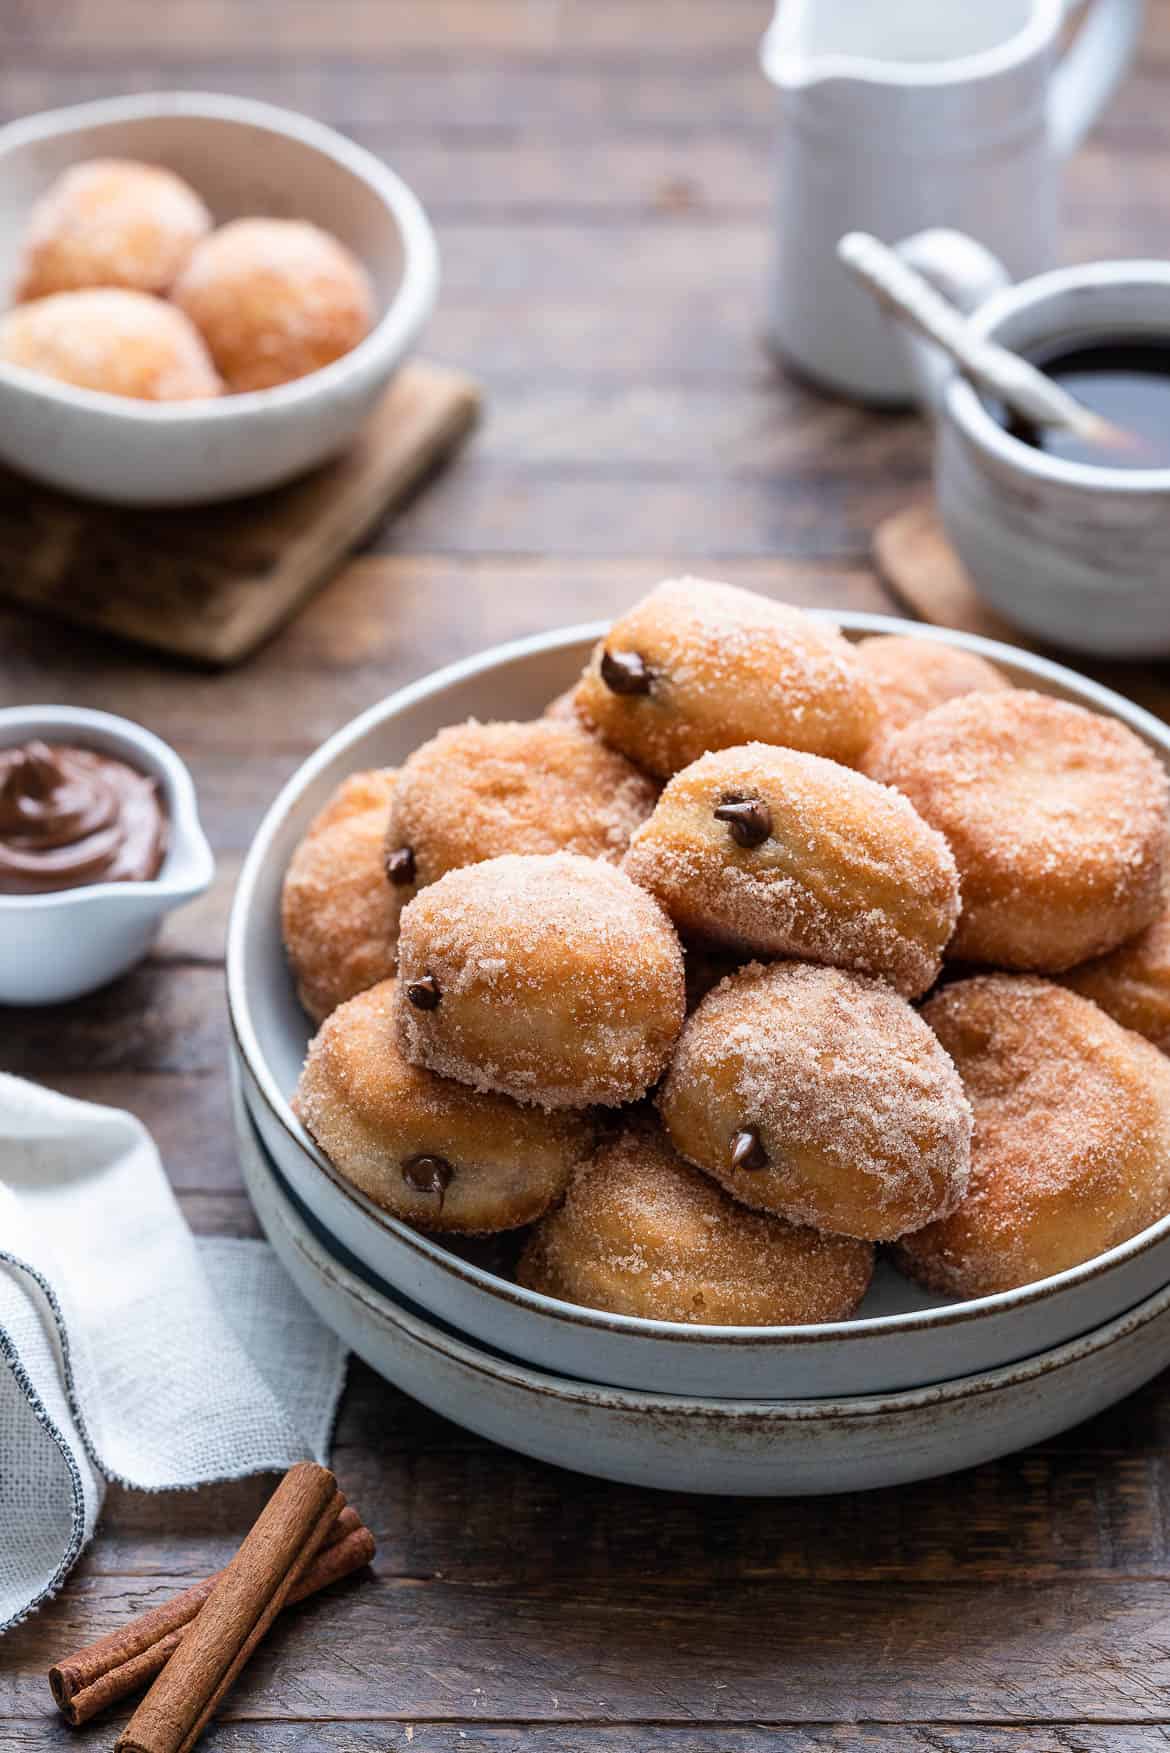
[
  {"left": 296, "top": 980, "right": 591, "bottom": 1233},
  {"left": 384, "top": 718, "right": 657, "bottom": 895},
  {"left": 658, "top": 961, "right": 973, "bottom": 1241},
  {"left": 573, "top": 577, "right": 877, "bottom": 778},
  {"left": 518, "top": 1110, "right": 874, "bottom": 1325},
  {"left": 623, "top": 742, "right": 960, "bottom": 998},
  {"left": 394, "top": 851, "right": 685, "bottom": 1109},
  {"left": 896, "top": 974, "right": 1170, "bottom": 1296},
  {"left": 870, "top": 689, "right": 1170, "bottom": 971}
]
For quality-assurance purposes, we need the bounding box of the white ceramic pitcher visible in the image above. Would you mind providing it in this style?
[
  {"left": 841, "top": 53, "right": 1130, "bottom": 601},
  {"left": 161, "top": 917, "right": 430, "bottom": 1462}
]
[{"left": 761, "top": 0, "right": 1144, "bottom": 403}]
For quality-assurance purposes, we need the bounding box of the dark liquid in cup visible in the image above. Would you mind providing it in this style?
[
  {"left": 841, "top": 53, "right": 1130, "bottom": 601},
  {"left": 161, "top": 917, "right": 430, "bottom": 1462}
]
[{"left": 998, "top": 334, "right": 1170, "bottom": 470}]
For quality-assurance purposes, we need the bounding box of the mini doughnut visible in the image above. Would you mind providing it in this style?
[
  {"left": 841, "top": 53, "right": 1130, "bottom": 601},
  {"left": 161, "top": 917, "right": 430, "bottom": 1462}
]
[
  {"left": 384, "top": 719, "right": 657, "bottom": 892},
  {"left": 855, "top": 634, "right": 1011, "bottom": 776},
  {"left": 173, "top": 218, "right": 373, "bottom": 392},
  {"left": 573, "top": 577, "right": 877, "bottom": 778},
  {"left": 1059, "top": 904, "right": 1170, "bottom": 1054},
  {"left": 623, "top": 742, "right": 960, "bottom": 998},
  {"left": 306, "top": 766, "right": 398, "bottom": 838},
  {"left": 517, "top": 1111, "right": 874, "bottom": 1325},
  {"left": 869, "top": 690, "right": 1170, "bottom": 970},
  {"left": 658, "top": 961, "right": 972, "bottom": 1241},
  {"left": 394, "top": 851, "right": 685, "bottom": 1108},
  {"left": 297, "top": 980, "right": 589, "bottom": 1232},
  {"left": 896, "top": 975, "right": 1170, "bottom": 1297},
  {"left": 15, "top": 159, "right": 211, "bottom": 301},
  {"left": 282, "top": 769, "right": 402, "bottom": 1023},
  {"left": 0, "top": 289, "right": 222, "bottom": 400}
]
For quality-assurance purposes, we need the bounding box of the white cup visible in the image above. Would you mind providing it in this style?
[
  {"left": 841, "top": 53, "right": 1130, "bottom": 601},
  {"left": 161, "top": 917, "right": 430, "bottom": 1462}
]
[
  {"left": 761, "top": 0, "right": 1144, "bottom": 403},
  {"left": 889, "top": 228, "right": 1170, "bottom": 658}
]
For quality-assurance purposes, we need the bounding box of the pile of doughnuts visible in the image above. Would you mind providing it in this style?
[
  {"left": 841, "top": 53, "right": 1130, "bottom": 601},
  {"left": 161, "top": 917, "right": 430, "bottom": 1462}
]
[
  {"left": 282, "top": 577, "right": 1170, "bottom": 1325},
  {"left": 0, "top": 158, "right": 372, "bottom": 400}
]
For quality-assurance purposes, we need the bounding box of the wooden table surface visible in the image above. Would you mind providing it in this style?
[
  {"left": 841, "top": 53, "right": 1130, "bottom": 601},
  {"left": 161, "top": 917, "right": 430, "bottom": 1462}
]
[{"left": 5, "top": 3, "right": 1170, "bottom": 1747}]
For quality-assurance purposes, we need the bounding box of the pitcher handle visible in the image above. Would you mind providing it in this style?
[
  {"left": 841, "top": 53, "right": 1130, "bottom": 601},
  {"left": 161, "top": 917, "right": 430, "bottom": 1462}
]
[
  {"left": 1049, "top": 0, "right": 1144, "bottom": 157},
  {"left": 888, "top": 230, "right": 1013, "bottom": 417}
]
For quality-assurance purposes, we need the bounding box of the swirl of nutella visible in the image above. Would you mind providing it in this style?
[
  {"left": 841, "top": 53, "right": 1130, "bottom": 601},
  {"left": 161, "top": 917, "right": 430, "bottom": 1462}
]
[{"left": 0, "top": 740, "right": 168, "bottom": 895}]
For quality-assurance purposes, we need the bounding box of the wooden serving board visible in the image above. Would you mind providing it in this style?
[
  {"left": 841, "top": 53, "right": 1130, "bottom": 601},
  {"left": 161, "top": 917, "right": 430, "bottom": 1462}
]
[
  {"left": 0, "top": 360, "right": 480, "bottom": 667},
  {"left": 872, "top": 499, "right": 1034, "bottom": 647}
]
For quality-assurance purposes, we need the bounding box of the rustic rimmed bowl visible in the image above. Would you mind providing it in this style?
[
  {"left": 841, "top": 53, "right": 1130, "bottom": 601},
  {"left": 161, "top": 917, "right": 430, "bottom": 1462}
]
[
  {"left": 227, "top": 613, "right": 1170, "bottom": 1400},
  {"left": 0, "top": 92, "right": 438, "bottom": 504},
  {"left": 237, "top": 1072, "right": 1170, "bottom": 1495}
]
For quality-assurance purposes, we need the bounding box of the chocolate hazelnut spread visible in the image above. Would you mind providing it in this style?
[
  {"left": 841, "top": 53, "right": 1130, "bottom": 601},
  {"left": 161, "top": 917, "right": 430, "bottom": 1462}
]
[{"left": 0, "top": 740, "right": 167, "bottom": 894}]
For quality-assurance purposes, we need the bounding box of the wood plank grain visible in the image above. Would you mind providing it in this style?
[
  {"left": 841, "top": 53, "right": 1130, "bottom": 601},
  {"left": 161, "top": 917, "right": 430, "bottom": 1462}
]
[{"left": 5, "top": 1728, "right": 1170, "bottom": 1751}]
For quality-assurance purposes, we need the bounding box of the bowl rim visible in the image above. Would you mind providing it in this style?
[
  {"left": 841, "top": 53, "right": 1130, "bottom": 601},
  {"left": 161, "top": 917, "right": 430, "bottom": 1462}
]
[
  {"left": 226, "top": 611, "right": 1170, "bottom": 1349},
  {"left": 0, "top": 91, "right": 439, "bottom": 422},
  {"left": 0, "top": 703, "right": 214, "bottom": 911},
  {"left": 245, "top": 1088, "right": 1170, "bottom": 1421}
]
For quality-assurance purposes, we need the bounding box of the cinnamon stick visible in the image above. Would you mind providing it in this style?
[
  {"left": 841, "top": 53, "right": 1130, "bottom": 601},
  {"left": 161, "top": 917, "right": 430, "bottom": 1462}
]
[
  {"left": 115, "top": 1462, "right": 343, "bottom": 1753},
  {"left": 49, "top": 1505, "right": 374, "bottom": 1728}
]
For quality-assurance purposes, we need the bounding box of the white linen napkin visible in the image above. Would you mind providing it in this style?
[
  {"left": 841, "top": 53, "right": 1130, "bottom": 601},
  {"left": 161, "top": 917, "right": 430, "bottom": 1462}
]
[{"left": 0, "top": 1072, "right": 346, "bottom": 1632}]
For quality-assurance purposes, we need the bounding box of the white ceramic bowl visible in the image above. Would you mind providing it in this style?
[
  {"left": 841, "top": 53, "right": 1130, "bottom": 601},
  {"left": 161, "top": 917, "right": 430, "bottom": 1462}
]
[
  {"left": 227, "top": 614, "right": 1170, "bottom": 1399},
  {"left": 237, "top": 1071, "right": 1170, "bottom": 1495},
  {"left": 0, "top": 705, "right": 214, "bottom": 1004},
  {"left": 0, "top": 93, "right": 439, "bottom": 504}
]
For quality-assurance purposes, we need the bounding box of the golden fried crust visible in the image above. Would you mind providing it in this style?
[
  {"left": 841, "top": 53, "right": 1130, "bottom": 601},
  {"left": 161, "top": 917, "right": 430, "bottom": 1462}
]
[
  {"left": 1059, "top": 906, "right": 1170, "bottom": 1053},
  {"left": 297, "top": 980, "right": 590, "bottom": 1233},
  {"left": 573, "top": 577, "right": 877, "bottom": 779},
  {"left": 855, "top": 635, "right": 1011, "bottom": 776},
  {"left": 623, "top": 742, "right": 960, "bottom": 998},
  {"left": 281, "top": 781, "right": 402, "bottom": 1023},
  {"left": 518, "top": 1111, "right": 873, "bottom": 1325},
  {"left": 385, "top": 719, "right": 657, "bottom": 891},
  {"left": 0, "top": 289, "right": 222, "bottom": 401},
  {"left": 307, "top": 767, "right": 398, "bottom": 838},
  {"left": 869, "top": 690, "right": 1170, "bottom": 971},
  {"left": 896, "top": 975, "right": 1170, "bottom": 1297},
  {"left": 395, "top": 851, "right": 685, "bottom": 1110},
  {"left": 15, "top": 158, "right": 211, "bottom": 301},
  {"left": 658, "top": 961, "right": 973, "bottom": 1242}
]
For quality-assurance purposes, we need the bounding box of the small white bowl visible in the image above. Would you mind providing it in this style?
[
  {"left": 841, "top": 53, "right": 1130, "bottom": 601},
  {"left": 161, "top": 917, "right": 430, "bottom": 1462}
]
[
  {"left": 238, "top": 1077, "right": 1170, "bottom": 1496},
  {"left": 0, "top": 705, "right": 214, "bottom": 1004},
  {"left": 0, "top": 93, "right": 439, "bottom": 505},
  {"left": 227, "top": 614, "right": 1170, "bottom": 1399}
]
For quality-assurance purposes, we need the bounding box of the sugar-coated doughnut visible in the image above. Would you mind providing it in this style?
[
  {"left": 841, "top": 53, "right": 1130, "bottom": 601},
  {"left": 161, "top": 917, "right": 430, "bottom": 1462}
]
[
  {"left": 0, "top": 289, "right": 222, "bottom": 400},
  {"left": 573, "top": 578, "right": 877, "bottom": 778},
  {"left": 542, "top": 687, "right": 588, "bottom": 726},
  {"left": 1059, "top": 903, "right": 1170, "bottom": 1053},
  {"left": 855, "top": 634, "right": 1011, "bottom": 776},
  {"left": 281, "top": 768, "right": 401, "bottom": 1022},
  {"left": 384, "top": 719, "right": 657, "bottom": 893},
  {"left": 658, "top": 961, "right": 972, "bottom": 1241},
  {"left": 517, "top": 1111, "right": 874, "bottom": 1325},
  {"left": 896, "top": 975, "right": 1170, "bottom": 1296},
  {"left": 869, "top": 690, "right": 1170, "bottom": 970},
  {"left": 15, "top": 159, "right": 211, "bottom": 301},
  {"left": 395, "top": 851, "right": 685, "bottom": 1109},
  {"left": 173, "top": 218, "right": 373, "bottom": 391},
  {"left": 623, "top": 742, "right": 960, "bottom": 998},
  {"left": 297, "top": 980, "right": 589, "bottom": 1232}
]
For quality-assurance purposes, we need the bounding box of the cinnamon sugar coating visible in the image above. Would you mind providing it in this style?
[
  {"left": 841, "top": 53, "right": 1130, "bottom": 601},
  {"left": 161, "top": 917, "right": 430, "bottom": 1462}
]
[
  {"left": 15, "top": 159, "right": 211, "bottom": 301},
  {"left": 394, "top": 851, "right": 685, "bottom": 1109},
  {"left": 573, "top": 578, "right": 877, "bottom": 779},
  {"left": 0, "top": 289, "right": 222, "bottom": 401},
  {"left": 1059, "top": 903, "right": 1170, "bottom": 1053},
  {"left": 173, "top": 218, "right": 373, "bottom": 392},
  {"left": 869, "top": 690, "right": 1170, "bottom": 971},
  {"left": 385, "top": 718, "right": 657, "bottom": 894},
  {"left": 658, "top": 961, "right": 973, "bottom": 1242},
  {"left": 281, "top": 768, "right": 401, "bottom": 1022},
  {"left": 896, "top": 975, "right": 1170, "bottom": 1297},
  {"left": 855, "top": 634, "right": 1011, "bottom": 776},
  {"left": 297, "top": 980, "right": 589, "bottom": 1233},
  {"left": 623, "top": 742, "right": 960, "bottom": 998},
  {"left": 518, "top": 1110, "right": 873, "bottom": 1325}
]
